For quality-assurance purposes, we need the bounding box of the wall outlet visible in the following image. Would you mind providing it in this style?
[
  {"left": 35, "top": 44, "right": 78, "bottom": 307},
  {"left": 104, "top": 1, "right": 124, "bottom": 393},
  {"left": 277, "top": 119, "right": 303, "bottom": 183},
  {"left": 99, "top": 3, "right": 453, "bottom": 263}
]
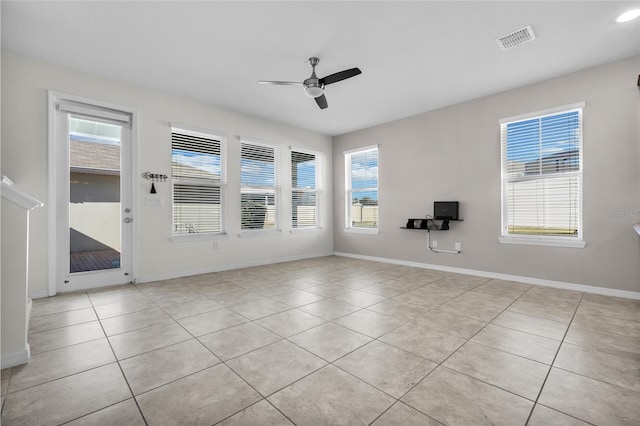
[
  {"left": 432, "top": 240, "right": 438, "bottom": 248},
  {"left": 212, "top": 241, "right": 219, "bottom": 250},
  {"left": 455, "top": 242, "right": 461, "bottom": 251}
]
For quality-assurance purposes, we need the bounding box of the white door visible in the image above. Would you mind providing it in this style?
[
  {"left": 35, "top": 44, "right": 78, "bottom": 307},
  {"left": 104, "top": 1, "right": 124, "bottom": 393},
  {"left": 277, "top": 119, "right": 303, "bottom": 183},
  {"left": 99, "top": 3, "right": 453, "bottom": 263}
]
[{"left": 52, "top": 95, "right": 134, "bottom": 292}]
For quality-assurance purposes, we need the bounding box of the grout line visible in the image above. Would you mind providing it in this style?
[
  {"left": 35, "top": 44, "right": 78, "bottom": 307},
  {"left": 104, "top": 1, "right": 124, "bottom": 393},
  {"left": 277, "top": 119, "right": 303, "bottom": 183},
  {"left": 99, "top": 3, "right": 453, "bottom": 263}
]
[
  {"left": 89, "top": 291, "right": 150, "bottom": 426},
  {"left": 524, "top": 291, "right": 585, "bottom": 426}
]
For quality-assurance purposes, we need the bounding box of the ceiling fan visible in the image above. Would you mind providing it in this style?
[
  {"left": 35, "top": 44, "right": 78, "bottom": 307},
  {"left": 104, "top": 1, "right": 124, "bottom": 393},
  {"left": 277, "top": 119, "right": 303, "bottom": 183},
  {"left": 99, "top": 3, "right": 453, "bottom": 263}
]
[{"left": 258, "top": 57, "right": 361, "bottom": 110}]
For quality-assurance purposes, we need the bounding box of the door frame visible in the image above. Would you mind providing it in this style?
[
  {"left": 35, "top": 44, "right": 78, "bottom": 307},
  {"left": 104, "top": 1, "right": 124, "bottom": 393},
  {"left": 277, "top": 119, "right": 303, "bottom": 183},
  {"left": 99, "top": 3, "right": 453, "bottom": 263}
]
[{"left": 48, "top": 91, "right": 139, "bottom": 296}]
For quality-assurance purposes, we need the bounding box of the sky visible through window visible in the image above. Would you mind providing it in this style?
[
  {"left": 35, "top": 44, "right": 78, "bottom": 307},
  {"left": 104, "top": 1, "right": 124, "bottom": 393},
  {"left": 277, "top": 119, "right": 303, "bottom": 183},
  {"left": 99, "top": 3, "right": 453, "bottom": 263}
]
[
  {"left": 351, "top": 149, "right": 378, "bottom": 203},
  {"left": 506, "top": 110, "right": 580, "bottom": 171},
  {"left": 172, "top": 149, "right": 221, "bottom": 177}
]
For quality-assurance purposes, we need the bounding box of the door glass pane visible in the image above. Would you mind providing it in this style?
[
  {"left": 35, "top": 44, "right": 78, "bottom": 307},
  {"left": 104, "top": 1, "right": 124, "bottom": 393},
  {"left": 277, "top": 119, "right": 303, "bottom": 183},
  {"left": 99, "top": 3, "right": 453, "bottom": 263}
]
[{"left": 69, "top": 116, "right": 122, "bottom": 273}]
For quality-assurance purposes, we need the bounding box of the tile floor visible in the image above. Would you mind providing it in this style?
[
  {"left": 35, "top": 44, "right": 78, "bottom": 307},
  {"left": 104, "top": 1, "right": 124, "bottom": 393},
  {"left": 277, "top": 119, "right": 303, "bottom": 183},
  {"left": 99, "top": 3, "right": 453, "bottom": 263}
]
[{"left": 1, "top": 256, "right": 639, "bottom": 425}]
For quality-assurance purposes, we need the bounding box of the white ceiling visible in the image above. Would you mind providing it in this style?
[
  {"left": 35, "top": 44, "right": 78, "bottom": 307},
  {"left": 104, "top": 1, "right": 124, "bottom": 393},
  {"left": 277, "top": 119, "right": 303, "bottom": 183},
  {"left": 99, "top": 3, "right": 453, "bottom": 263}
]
[{"left": 2, "top": 1, "right": 639, "bottom": 136}]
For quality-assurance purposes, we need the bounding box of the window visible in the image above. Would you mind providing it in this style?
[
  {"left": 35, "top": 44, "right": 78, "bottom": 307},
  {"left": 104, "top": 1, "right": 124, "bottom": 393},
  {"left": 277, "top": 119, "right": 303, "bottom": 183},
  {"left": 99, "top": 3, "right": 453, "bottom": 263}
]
[
  {"left": 500, "top": 103, "right": 584, "bottom": 247},
  {"left": 345, "top": 145, "right": 379, "bottom": 232},
  {"left": 241, "top": 139, "right": 280, "bottom": 231},
  {"left": 291, "top": 149, "right": 320, "bottom": 229},
  {"left": 171, "top": 127, "right": 226, "bottom": 236}
]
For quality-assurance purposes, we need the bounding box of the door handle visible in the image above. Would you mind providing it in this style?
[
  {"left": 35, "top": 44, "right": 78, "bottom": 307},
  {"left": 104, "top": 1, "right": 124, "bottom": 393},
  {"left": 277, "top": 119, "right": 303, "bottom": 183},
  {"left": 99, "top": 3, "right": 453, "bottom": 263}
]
[{"left": 124, "top": 217, "right": 133, "bottom": 223}]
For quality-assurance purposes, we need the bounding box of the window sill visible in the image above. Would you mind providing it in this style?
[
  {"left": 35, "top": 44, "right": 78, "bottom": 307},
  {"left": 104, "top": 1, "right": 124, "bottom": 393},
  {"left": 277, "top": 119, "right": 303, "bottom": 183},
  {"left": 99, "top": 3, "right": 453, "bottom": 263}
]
[
  {"left": 240, "top": 229, "right": 282, "bottom": 238},
  {"left": 171, "top": 232, "right": 229, "bottom": 243},
  {"left": 344, "top": 227, "right": 379, "bottom": 235},
  {"left": 498, "top": 237, "right": 586, "bottom": 248},
  {"left": 291, "top": 227, "right": 323, "bottom": 234}
]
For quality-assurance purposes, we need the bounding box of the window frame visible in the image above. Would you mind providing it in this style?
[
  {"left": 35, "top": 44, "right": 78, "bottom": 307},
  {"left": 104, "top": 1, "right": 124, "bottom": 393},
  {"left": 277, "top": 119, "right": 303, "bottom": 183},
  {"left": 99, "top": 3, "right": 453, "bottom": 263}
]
[
  {"left": 240, "top": 137, "right": 281, "bottom": 235},
  {"left": 344, "top": 145, "right": 379, "bottom": 234},
  {"left": 170, "top": 125, "right": 227, "bottom": 241},
  {"left": 291, "top": 147, "right": 321, "bottom": 232},
  {"left": 499, "top": 103, "right": 586, "bottom": 248}
]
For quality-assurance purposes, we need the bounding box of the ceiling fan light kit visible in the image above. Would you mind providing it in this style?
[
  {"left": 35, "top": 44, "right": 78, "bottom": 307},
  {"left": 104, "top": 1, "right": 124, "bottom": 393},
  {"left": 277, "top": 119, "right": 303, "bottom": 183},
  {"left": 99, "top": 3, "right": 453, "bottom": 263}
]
[{"left": 259, "top": 57, "right": 361, "bottom": 109}]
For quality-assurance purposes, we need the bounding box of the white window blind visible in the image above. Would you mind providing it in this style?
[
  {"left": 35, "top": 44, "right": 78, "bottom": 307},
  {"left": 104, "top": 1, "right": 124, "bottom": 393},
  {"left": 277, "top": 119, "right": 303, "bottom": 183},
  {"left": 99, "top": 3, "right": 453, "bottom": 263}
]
[
  {"left": 171, "top": 128, "right": 226, "bottom": 235},
  {"left": 501, "top": 106, "right": 583, "bottom": 240},
  {"left": 345, "top": 146, "right": 379, "bottom": 231},
  {"left": 291, "top": 150, "right": 319, "bottom": 229},
  {"left": 241, "top": 140, "right": 280, "bottom": 231}
]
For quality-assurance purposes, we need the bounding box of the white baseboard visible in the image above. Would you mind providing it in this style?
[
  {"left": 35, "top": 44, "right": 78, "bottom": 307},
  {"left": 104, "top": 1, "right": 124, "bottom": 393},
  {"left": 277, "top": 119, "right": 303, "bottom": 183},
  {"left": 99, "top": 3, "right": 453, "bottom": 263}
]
[
  {"left": 1, "top": 345, "right": 30, "bottom": 369},
  {"left": 334, "top": 252, "right": 640, "bottom": 300},
  {"left": 138, "top": 251, "right": 334, "bottom": 284}
]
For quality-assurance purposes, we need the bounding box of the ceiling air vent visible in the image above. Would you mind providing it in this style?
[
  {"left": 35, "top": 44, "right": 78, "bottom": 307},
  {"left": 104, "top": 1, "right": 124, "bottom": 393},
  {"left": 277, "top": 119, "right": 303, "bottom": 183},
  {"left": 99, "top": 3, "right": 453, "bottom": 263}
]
[{"left": 497, "top": 25, "right": 536, "bottom": 51}]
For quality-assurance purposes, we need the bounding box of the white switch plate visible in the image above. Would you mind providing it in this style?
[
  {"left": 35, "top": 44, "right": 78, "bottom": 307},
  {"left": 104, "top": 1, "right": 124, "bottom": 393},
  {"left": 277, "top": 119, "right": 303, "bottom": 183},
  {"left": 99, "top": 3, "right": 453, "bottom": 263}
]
[{"left": 455, "top": 242, "right": 461, "bottom": 251}]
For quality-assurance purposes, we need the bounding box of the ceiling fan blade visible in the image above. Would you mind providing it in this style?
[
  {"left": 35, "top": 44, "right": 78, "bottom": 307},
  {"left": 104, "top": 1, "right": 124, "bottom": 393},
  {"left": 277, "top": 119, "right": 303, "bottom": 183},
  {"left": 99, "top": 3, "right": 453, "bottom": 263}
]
[
  {"left": 320, "top": 68, "right": 362, "bottom": 85},
  {"left": 315, "top": 94, "right": 328, "bottom": 109},
  {"left": 258, "top": 81, "right": 303, "bottom": 86}
]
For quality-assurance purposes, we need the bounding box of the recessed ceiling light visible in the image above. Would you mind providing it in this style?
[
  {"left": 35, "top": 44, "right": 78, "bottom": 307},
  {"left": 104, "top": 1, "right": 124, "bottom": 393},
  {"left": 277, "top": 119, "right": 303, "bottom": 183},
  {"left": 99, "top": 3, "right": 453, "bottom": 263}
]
[{"left": 616, "top": 9, "right": 640, "bottom": 23}]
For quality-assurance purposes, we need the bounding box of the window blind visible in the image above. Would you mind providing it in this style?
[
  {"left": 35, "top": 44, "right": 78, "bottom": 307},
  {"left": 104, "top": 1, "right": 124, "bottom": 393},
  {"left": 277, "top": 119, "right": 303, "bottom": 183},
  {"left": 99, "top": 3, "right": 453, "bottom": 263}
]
[
  {"left": 241, "top": 140, "right": 280, "bottom": 230},
  {"left": 291, "top": 150, "right": 319, "bottom": 229},
  {"left": 345, "top": 146, "right": 379, "bottom": 229},
  {"left": 171, "top": 129, "right": 226, "bottom": 235},
  {"left": 501, "top": 108, "right": 582, "bottom": 238}
]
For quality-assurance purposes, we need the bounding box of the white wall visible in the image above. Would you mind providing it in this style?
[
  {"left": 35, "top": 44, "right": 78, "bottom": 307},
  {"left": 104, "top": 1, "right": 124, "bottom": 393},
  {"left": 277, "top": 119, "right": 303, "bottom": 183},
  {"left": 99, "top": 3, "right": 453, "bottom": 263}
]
[
  {"left": 333, "top": 55, "right": 640, "bottom": 293},
  {"left": 1, "top": 51, "right": 333, "bottom": 298}
]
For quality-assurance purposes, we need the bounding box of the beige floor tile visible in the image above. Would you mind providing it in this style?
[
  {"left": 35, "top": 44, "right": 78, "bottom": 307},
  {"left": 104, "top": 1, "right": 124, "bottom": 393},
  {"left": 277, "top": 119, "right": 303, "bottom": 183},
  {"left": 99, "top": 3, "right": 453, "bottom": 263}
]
[
  {"left": 335, "top": 309, "right": 405, "bottom": 338},
  {"left": 402, "top": 367, "right": 533, "bottom": 426},
  {"left": 539, "top": 367, "right": 640, "bottom": 426},
  {"left": 198, "top": 322, "right": 281, "bottom": 361},
  {"left": 158, "top": 297, "right": 224, "bottom": 319},
  {"left": 269, "top": 290, "right": 325, "bottom": 307},
  {"left": 522, "top": 286, "right": 583, "bottom": 303},
  {"left": 508, "top": 300, "right": 575, "bottom": 323},
  {"left": 288, "top": 322, "right": 372, "bottom": 362},
  {"left": 335, "top": 341, "right": 437, "bottom": 398},
  {"left": 297, "top": 299, "right": 361, "bottom": 320},
  {"left": 209, "top": 290, "right": 267, "bottom": 307},
  {"left": 268, "top": 365, "right": 395, "bottom": 425},
  {"left": 437, "top": 274, "right": 488, "bottom": 288},
  {"left": 120, "top": 339, "right": 220, "bottom": 395},
  {"left": 227, "top": 340, "right": 326, "bottom": 396},
  {"left": 230, "top": 299, "right": 291, "bottom": 320},
  {"left": 108, "top": 322, "right": 191, "bottom": 360},
  {"left": 438, "top": 293, "right": 506, "bottom": 322},
  {"left": 577, "top": 293, "right": 640, "bottom": 321},
  {"left": 255, "top": 309, "right": 325, "bottom": 338},
  {"left": 491, "top": 310, "right": 567, "bottom": 340},
  {"left": 195, "top": 283, "right": 246, "bottom": 298},
  {"left": 554, "top": 342, "right": 640, "bottom": 392},
  {"left": 415, "top": 309, "right": 487, "bottom": 339},
  {"left": 367, "top": 299, "right": 432, "bottom": 322},
  {"left": 65, "top": 398, "right": 145, "bottom": 425},
  {"left": 379, "top": 320, "right": 467, "bottom": 363},
  {"left": 94, "top": 298, "right": 157, "bottom": 320},
  {"left": 564, "top": 324, "right": 640, "bottom": 360},
  {"left": 29, "top": 321, "right": 105, "bottom": 354},
  {"left": 9, "top": 339, "right": 115, "bottom": 393},
  {"left": 332, "top": 276, "right": 379, "bottom": 290},
  {"left": 359, "top": 283, "right": 409, "bottom": 298},
  {"left": 372, "top": 402, "right": 443, "bottom": 426},
  {"left": 253, "top": 284, "right": 298, "bottom": 297},
  {"left": 393, "top": 291, "right": 454, "bottom": 308},
  {"left": 176, "top": 308, "right": 247, "bottom": 336},
  {"left": 148, "top": 289, "right": 201, "bottom": 308},
  {"left": 279, "top": 276, "right": 325, "bottom": 290},
  {"left": 411, "top": 283, "right": 467, "bottom": 300},
  {"left": 470, "top": 324, "right": 560, "bottom": 364},
  {"left": 527, "top": 404, "right": 591, "bottom": 426},
  {"left": 30, "top": 293, "right": 92, "bottom": 317},
  {"left": 443, "top": 342, "right": 550, "bottom": 400},
  {"left": 218, "top": 400, "right": 293, "bottom": 426},
  {"left": 1, "top": 368, "right": 10, "bottom": 396},
  {"left": 2, "top": 363, "right": 131, "bottom": 426},
  {"left": 135, "top": 281, "right": 191, "bottom": 296},
  {"left": 87, "top": 285, "right": 143, "bottom": 306},
  {"left": 571, "top": 311, "right": 640, "bottom": 338},
  {"left": 100, "top": 308, "right": 175, "bottom": 336},
  {"left": 305, "top": 284, "right": 350, "bottom": 297},
  {"left": 333, "top": 290, "right": 388, "bottom": 308},
  {"left": 136, "top": 364, "right": 261, "bottom": 426},
  {"left": 28, "top": 307, "right": 97, "bottom": 334}
]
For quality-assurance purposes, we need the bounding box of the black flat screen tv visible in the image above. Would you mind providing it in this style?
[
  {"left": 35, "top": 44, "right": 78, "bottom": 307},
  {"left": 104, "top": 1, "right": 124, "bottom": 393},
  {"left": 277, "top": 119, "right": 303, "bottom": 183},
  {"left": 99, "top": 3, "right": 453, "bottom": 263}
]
[{"left": 434, "top": 201, "right": 459, "bottom": 220}]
